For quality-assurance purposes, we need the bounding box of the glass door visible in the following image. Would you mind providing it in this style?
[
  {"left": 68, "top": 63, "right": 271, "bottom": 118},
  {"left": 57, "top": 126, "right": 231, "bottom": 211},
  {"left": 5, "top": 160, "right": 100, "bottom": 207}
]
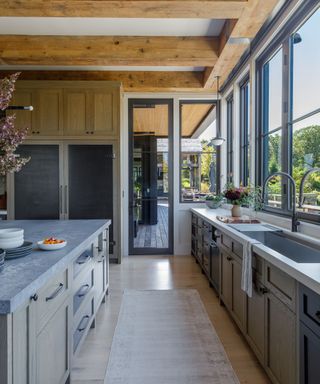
[{"left": 128, "top": 99, "right": 173, "bottom": 254}]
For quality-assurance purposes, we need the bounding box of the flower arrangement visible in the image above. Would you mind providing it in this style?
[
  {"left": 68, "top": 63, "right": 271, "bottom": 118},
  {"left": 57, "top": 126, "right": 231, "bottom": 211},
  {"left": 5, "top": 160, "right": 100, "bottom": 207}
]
[
  {"left": 223, "top": 183, "right": 262, "bottom": 210},
  {"left": 0, "top": 72, "right": 30, "bottom": 175}
]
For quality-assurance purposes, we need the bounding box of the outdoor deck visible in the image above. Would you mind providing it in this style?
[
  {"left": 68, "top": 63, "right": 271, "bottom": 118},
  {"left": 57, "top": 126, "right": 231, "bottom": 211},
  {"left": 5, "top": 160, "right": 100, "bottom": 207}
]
[{"left": 134, "top": 203, "right": 168, "bottom": 249}]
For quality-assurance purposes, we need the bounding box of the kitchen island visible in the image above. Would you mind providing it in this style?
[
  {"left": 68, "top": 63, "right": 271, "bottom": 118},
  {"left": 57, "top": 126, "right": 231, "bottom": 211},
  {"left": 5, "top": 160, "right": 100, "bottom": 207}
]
[{"left": 0, "top": 219, "right": 111, "bottom": 384}]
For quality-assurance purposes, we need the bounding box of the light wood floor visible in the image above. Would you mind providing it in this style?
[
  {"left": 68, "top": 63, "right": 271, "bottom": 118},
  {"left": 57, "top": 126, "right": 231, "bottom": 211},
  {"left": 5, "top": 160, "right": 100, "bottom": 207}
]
[{"left": 72, "top": 255, "right": 271, "bottom": 384}]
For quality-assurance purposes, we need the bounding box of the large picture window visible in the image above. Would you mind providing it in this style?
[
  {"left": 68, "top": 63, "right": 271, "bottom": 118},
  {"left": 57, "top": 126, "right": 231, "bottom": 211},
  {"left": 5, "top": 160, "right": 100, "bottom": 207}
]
[
  {"left": 258, "top": 5, "right": 320, "bottom": 221},
  {"left": 179, "top": 101, "right": 217, "bottom": 202},
  {"left": 239, "top": 77, "right": 250, "bottom": 186}
]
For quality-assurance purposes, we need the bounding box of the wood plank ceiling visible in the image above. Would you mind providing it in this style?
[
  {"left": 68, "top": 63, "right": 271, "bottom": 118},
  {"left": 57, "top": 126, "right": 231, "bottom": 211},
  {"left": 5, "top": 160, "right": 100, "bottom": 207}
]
[{"left": 0, "top": 0, "right": 282, "bottom": 92}]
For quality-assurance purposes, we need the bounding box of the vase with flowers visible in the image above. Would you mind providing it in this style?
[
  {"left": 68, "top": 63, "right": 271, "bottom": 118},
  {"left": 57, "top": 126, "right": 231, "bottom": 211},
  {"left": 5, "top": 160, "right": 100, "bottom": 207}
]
[
  {"left": 0, "top": 72, "right": 30, "bottom": 176},
  {"left": 223, "top": 184, "right": 262, "bottom": 217}
]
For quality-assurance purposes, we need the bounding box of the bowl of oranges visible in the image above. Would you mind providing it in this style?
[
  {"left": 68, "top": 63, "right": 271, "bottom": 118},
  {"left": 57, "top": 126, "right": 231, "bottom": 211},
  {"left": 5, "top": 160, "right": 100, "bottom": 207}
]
[{"left": 37, "top": 237, "right": 67, "bottom": 251}]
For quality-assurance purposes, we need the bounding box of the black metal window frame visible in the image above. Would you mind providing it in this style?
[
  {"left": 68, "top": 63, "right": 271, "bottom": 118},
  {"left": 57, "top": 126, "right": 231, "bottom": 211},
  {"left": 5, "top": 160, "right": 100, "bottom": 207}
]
[
  {"left": 179, "top": 99, "right": 219, "bottom": 203},
  {"left": 256, "top": 1, "right": 320, "bottom": 224},
  {"left": 226, "top": 93, "right": 234, "bottom": 184},
  {"left": 239, "top": 75, "right": 250, "bottom": 186}
]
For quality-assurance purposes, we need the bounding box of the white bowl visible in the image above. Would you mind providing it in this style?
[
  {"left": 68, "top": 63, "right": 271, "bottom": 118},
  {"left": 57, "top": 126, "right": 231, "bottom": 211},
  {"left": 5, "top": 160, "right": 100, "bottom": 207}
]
[
  {"left": 0, "top": 237, "right": 24, "bottom": 249},
  {"left": 0, "top": 228, "right": 24, "bottom": 239},
  {"left": 37, "top": 240, "right": 67, "bottom": 251}
]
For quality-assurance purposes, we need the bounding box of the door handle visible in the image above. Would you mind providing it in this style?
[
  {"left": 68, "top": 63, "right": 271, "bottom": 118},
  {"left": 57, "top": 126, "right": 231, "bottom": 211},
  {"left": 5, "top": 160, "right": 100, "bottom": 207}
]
[
  {"left": 59, "top": 186, "right": 63, "bottom": 214},
  {"left": 64, "top": 185, "right": 68, "bottom": 215}
]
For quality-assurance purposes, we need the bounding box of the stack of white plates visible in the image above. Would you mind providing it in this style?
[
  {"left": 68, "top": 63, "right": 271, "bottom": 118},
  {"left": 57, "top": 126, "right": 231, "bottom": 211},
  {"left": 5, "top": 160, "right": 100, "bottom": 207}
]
[{"left": 0, "top": 228, "right": 24, "bottom": 249}]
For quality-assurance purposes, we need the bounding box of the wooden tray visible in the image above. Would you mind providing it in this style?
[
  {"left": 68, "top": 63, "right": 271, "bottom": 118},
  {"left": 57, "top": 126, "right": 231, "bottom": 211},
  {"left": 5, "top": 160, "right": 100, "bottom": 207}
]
[{"left": 216, "top": 216, "right": 261, "bottom": 224}]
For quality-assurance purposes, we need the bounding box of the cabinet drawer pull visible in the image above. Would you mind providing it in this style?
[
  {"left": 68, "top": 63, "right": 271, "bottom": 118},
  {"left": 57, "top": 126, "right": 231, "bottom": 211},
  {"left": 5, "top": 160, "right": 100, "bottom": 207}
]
[
  {"left": 78, "top": 315, "right": 90, "bottom": 332},
  {"left": 226, "top": 256, "right": 233, "bottom": 261},
  {"left": 77, "top": 253, "right": 91, "bottom": 265},
  {"left": 315, "top": 311, "right": 320, "bottom": 320},
  {"left": 77, "top": 284, "right": 90, "bottom": 298},
  {"left": 97, "top": 256, "right": 105, "bottom": 263},
  {"left": 30, "top": 293, "right": 38, "bottom": 301},
  {"left": 46, "top": 283, "right": 64, "bottom": 301},
  {"left": 259, "top": 287, "right": 269, "bottom": 295}
]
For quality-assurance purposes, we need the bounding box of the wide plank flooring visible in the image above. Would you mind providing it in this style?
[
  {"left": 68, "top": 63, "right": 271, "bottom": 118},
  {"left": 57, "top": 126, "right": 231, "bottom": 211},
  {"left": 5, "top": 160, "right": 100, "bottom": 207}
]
[
  {"left": 134, "top": 203, "right": 168, "bottom": 249},
  {"left": 72, "top": 255, "right": 271, "bottom": 384}
]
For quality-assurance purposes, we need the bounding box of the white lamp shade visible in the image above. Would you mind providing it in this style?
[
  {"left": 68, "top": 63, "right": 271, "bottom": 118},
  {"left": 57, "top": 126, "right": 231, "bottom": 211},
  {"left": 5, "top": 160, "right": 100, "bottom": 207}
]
[{"left": 211, "top": 137, "right": 225, "bottom": 146}]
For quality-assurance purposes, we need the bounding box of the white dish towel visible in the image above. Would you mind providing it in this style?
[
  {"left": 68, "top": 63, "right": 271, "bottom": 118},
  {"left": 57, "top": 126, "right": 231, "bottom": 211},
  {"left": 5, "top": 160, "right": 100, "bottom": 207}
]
[{"left": 241, "top": 239, "right": 259, "bottom": 298}]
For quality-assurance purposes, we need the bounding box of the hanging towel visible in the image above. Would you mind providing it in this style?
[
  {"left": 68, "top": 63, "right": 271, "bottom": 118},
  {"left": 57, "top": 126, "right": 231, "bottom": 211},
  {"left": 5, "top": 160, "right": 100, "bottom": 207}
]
[{"left": 241, "top": 239, "right": 260, "bottom": 298}]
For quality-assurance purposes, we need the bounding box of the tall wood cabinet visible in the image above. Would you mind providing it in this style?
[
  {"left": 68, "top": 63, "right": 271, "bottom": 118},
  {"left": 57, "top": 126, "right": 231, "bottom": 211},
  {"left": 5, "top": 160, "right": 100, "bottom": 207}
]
[{"left": 8, "top": 81, "right": 122, "bottom": 262}]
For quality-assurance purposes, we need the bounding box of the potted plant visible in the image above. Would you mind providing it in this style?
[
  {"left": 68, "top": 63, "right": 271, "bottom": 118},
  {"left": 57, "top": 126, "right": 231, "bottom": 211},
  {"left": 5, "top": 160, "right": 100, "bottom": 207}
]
[
  {"left": 223, "top": 184, "right": 262, "bottom": 217},
  {"left": 205, "top": 194, "right": 223, "bottom": 209}
]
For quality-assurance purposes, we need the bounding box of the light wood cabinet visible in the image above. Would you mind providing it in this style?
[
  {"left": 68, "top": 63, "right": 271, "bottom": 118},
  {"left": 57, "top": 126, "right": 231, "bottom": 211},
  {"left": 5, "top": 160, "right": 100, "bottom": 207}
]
[
  {"left": 63, "top": 88, "right": 117, "bottom": 137},
  {"left": 36, "top": 297, "right": 71, "bottom": 384},
  {"left": 35, "top": 89, "right": 63, "bottom": 136},
  {"left": 265, "top": 291, "right": 296, "bottom": 384},
  {"left": 9, "top": 89, "right": 34, "bottom": 132}
]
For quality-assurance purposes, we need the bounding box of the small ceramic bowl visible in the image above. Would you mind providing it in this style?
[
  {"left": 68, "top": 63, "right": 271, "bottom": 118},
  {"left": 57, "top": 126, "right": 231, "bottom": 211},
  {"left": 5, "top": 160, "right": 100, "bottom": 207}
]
[
  {"left": 0, "top": 228, "right": 24, "bottom": 239},
  {"left": 0, "top": 237, "right": 24, "bottom": 249},
  {"left": 37, "top": 240, "right": 67, "bottom": 251},
  {"left": 205, "top": 200, "right": 222, "bottom": 209}
]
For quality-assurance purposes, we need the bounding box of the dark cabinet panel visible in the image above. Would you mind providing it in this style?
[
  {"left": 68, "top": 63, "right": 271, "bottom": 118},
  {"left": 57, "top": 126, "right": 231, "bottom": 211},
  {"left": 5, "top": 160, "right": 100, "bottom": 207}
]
[
  {"left": 210, "top": 241, "right": 220, "bottom": 291},
  {"left": 300, "top": 322, "right": 320, "bottom": 384},
  {"left": 68, "top": 145, "right": 113, "bottom": 251},
  {"left": 15, "top": 145, "right": 60, "bottom": 219}
]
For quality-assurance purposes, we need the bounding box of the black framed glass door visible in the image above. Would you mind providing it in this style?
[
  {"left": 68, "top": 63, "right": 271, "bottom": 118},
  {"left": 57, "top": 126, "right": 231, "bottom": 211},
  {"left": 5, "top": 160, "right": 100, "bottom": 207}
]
[{"left": 128, "top": 99, "right": 173, "bottom": 255}]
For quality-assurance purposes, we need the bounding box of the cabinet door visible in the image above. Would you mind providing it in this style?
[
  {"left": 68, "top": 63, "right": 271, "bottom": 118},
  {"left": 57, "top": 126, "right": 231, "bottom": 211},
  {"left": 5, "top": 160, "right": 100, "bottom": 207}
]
[
  {"left": 36, "top": 298, "right": 71, "bottom": 384},
  {"left": 231, "top": 258, "right": 247, "bottom": 331},
  {"left": 15, "top": 145, "right": 61, "bottom": 219},
  {"left": 246, "top": 279, "right": 265, "bottom": 363},
  {"left": 94, "top": 253, "right": 106, "bottom": 306},
  {"left": 210, "top": 242, "right": 220, "bottom": 291},
  {"left": 36, "top": 89, "right": 63, "bottom": 136},
  {"left": 265, "top": 292, "right": 296, "bottom": 384},
  {"left": 90, "top": 89, "right": 116, "bottom": 136},
  {"left": 63, "top": 89, "right": 87, "bottom": 136},
  {"left": 221, "top": 251, "right": 232, "bottom": 309},
  {"left": 9, "top": 89, "right": 34, "bottom": 134},
  {"left": 300, "top": 322, "right": 320, "bottom": 384}
]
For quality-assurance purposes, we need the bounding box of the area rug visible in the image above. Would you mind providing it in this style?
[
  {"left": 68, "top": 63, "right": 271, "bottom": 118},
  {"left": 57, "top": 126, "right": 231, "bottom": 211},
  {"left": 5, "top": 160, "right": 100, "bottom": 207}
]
[{"left": 104, "top": 289, "right": 239, "bottom": 384}]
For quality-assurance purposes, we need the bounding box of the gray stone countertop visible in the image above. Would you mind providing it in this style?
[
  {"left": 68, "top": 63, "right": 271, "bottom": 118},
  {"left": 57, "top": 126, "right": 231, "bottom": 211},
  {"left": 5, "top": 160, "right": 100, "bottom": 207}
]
[
  {"left": 0, "top": 219, "right": 111, "bottom": 314},
  {"left": 191, "top": 207, "right": 320, "bottom": 296}
]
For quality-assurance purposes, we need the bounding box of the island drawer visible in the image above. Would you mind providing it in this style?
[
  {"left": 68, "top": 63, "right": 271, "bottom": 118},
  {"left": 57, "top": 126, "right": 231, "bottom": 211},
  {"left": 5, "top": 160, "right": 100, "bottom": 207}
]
[
  {"left": 265, "top": 262, "right": 296, "bottom": 311},
  {"left": 36, "top": 269, "right": 69, "bottom": 333},
  {"left": 73, "top": 296, "right": 94, "bottom": 353},
  {"left": 73, "top": 245, "right": 94, "bottom": 278},
  {"left": 73, "top": 268, "right": 94, "bottom": 315},
  {"left": 300, "top": 284, "right": 320, "bottom": 337}
]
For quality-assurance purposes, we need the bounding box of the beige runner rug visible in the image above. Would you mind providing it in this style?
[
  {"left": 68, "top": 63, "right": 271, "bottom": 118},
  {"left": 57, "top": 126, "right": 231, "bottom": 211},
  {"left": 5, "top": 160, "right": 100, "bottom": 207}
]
[{"left": 105, "top": 289, "right": 239, "bottom": 384}]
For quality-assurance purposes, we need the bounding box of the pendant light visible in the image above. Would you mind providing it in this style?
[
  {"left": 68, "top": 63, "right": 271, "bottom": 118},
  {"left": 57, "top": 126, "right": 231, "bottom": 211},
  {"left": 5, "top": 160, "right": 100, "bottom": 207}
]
[{"left": 211, "top": 75, "right": 225, "bottom": 147}]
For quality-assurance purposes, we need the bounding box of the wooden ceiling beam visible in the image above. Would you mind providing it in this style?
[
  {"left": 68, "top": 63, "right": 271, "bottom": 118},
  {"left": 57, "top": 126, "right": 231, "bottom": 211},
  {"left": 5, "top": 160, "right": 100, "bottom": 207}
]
[
  {"left": 0, "top": 1, "right": 247, "bottom": 18},
  {"left": 0, "top": 70, "right": 206, "bottom": 92},
  {"left": 203, "top": 0, "right": 280, "bottom": 89},
  {"left": 0, "top": 35, "right": 219, "bottom": 67}
]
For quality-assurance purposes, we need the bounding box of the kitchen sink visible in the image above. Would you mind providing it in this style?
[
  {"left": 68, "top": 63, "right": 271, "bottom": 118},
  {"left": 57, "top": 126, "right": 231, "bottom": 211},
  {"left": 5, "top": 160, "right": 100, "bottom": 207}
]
[{"left": 239, "top": 230, "right": 320, "bottom": 263}]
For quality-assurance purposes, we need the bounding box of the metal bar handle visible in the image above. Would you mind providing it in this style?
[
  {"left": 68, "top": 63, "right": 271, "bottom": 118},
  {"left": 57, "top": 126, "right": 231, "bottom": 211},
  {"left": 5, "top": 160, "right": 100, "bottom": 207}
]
[
  {"left": 78, "top": 315, "right": 90, "bottom": 332},
  {"left": 77, "top": 284, "right": 90, "bottom": 298},
  {"left": 77, "top": 253, "right": 91, "bottom": 265},
  {"left": 64, "top": 185, "right": 68, "bottom": 215},
  {"left": 59, "top": 186, "right": 63, "bottom": 214},
  {"left": 45, "top": 283, "right": 64, "bottom": 302}
]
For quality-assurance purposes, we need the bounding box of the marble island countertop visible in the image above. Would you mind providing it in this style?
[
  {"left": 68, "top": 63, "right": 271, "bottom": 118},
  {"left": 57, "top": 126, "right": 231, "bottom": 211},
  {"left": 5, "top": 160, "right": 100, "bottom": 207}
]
[
  {"left": 191, "top": 207, "right": 320, "bottom": 296},
  {"left": 0, "top": 219, "right": 111, "bottom": 314}
]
